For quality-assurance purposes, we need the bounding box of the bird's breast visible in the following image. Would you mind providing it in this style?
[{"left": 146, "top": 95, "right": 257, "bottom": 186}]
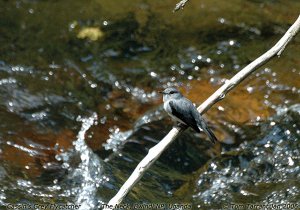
[{"left": 163, "top": 100, "right": 172, "bottom": 114}]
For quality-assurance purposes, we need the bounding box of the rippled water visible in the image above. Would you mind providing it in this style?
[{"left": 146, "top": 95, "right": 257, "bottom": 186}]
[{"left": 0, "top": 0, "right": 300, "bottom": 209}]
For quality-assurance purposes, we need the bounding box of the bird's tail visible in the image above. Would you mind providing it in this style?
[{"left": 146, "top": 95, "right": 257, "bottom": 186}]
[
  {"left": 203, "top": 127, "right": 218, "bottom": 144},
  {"left": 198, "top": 120, "right": 218, "bottom": 144}
]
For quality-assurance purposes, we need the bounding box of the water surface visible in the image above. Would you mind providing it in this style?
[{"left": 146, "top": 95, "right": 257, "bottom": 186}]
[{"left": 0, "top": 0, "right": 299, "bottom": 209}]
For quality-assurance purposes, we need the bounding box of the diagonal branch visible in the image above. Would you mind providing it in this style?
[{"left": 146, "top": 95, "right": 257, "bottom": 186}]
[
  {"left": 104, "top": 15, "right": 300, "bottom": 209},
  {"left": 173, "top": 0, "right": 190, "bottom": 12}
]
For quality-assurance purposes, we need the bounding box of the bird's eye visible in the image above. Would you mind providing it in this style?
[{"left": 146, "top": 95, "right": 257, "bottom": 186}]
[{"left": 169, "top": 91, "right": 174, "bottom": 94}]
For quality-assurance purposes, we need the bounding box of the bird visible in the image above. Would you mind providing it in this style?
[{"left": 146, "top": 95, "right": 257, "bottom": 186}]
[{"left": 160, "top": 87, "right": 218, "bottom": 144}]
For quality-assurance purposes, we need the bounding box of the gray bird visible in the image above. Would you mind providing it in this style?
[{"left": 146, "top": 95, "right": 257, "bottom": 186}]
[{"left": 160, "top": 87, "right": 217, "bottom": 144}]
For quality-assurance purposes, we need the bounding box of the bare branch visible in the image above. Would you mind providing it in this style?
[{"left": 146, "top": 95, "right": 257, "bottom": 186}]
[
  {"left": 173, "top": 0, "right": 190, "bottom": 12},
  {"left": 104, "top": 15, "right": 300, "bottom": 209}
]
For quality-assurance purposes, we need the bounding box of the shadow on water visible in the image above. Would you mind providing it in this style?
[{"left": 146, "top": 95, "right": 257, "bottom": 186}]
[{"left": 0, "top": 0, "right": 300, "bottom": 209}]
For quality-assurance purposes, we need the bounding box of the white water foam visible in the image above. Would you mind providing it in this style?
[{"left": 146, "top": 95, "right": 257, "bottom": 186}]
[
  {"left": 56, "top": 113, "right": 103, "bottom": 210},
  {"left": 73, "top": 113, "right": 102, "bottom": 210}
]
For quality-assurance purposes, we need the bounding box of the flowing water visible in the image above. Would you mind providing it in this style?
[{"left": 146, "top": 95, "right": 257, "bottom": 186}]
[{"left": 0, "top": 0, "right": 300, "bottom": 209}]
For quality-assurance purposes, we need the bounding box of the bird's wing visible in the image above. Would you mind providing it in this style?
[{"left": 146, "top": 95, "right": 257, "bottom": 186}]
[
  {"left": 169, "top": 99, "right": 200, "bottom": 132},
  {"left": 169, "top": 99, "right": 218, "bottom": 144},
  {"left": 191, "top": 107, "right": 218, "bottom": 144}
]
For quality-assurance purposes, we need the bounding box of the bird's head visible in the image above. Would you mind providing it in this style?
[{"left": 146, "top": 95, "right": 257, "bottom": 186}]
[{"left": 159, "top": 87, "right": 182, "bottom": 101}]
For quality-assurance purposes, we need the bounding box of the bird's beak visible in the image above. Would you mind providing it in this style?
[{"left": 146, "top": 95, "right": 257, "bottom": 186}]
[{"left": 158, "top": 90, "right": 164, "bottom": 94}]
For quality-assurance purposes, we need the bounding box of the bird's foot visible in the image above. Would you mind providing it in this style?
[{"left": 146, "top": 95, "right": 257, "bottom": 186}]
[{"left": 174, "top": 122, "right": 187, "bottom": 129}]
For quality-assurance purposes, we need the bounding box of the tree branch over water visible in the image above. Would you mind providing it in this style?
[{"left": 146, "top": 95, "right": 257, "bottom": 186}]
[
  {"left": 104, "top": 15, "right": 300, "bottom": 209},
  {"left": 174, "top": 0, "right": 190, "bottom": 12}
]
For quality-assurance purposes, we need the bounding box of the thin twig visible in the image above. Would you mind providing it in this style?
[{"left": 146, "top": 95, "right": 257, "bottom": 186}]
[
  {"left": 173, "top": 0, "right": 190, "bottom": 12},
  {"left": 104, "top": 15, "right": 300, "bottom": 209}
]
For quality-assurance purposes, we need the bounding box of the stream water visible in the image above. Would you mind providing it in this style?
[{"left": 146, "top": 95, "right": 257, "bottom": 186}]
[{"left": 0, "top": 0, "right": 299, "bottom": 209}]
